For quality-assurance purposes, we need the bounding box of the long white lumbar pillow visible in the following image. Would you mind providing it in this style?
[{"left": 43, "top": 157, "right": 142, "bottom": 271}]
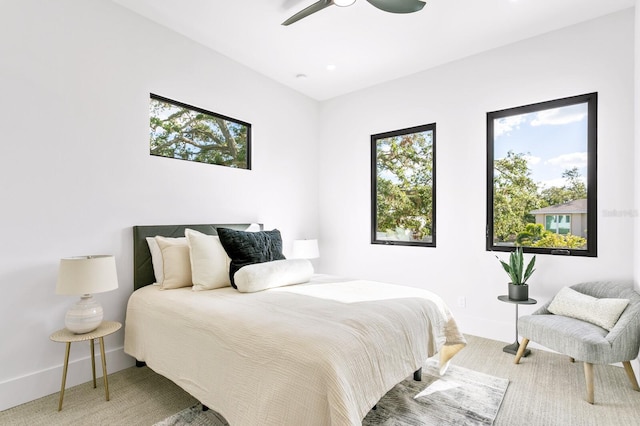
[{"left": 234, "top": 259, "right": 313, "bottom": 293}]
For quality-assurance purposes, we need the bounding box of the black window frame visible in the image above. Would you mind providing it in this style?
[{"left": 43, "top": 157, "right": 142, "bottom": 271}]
[
  {"left": 149, "top": 93, "right": 252, "bottom": 170},
  {"left": 486, "top": 92, "right": 597, "bottom": 257},
  {"left": 371, "top": 123, "right": 436, "bottom": 248}
]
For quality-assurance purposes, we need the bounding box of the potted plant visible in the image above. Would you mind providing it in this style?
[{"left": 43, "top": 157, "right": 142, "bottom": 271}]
[{"left": 496, "top": 247, "right": 536, "bottom": 301}]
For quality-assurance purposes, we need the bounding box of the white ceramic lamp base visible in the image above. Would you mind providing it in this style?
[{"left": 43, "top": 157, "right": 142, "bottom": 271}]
[{"left": 65, "top": 294, "right": 103, "bottom": 334}]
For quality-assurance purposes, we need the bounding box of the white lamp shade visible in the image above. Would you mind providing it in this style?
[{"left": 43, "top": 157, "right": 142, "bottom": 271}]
[
  {"left": 291, "top": 239, "right": 320, "bottom": 259},
  {"left": 334, "top": 0, "right": 356, "bottom": 6},
  {"left": 56, "top": 255, "right": 119, "bottom": 295},
  {"left": 57, "top": 255, "right": 118, "bottom": 334}
]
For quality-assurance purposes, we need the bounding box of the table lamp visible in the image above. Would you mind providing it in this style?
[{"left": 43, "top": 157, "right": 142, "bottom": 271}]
[
  {"left": 56, "top": 255, "right": 119, "bottom": 334},
  {"left": 291, "top": 239, "right": 320, "bottom": 259}
]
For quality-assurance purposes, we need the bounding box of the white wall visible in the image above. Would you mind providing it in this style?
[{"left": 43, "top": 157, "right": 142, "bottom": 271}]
[
  {"left": 318, "top": 10, "right": 636, "bottom": 342},
  {"left": 0, "top": 0, "right": 319, "bottom": 410}
]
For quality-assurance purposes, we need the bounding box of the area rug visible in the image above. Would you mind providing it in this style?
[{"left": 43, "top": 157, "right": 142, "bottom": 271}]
[{"left": 154, "top": 359, "right": 508, "bottom": 426}]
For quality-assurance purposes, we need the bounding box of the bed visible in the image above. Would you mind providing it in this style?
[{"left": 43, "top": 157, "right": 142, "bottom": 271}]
[{"left": 124, "top": 224, "right": 466, "bottom": 426}]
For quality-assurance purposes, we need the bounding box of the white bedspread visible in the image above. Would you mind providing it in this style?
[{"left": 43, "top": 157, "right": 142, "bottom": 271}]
[{"left": 124, "top": 275, "right": 466, "bottom": 426}]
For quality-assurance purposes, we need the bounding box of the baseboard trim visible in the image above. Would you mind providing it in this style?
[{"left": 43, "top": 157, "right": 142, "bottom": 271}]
[
  {"left": 0, "top": 346, "right": 134, "bottom": 412},
  {"left": 455, "top": 312, "right": 571, "bottom": 352}
]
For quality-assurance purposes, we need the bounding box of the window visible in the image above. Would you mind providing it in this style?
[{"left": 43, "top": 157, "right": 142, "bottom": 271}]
[
  {"left": 545, "top": 215, "right": 571, "bottom": 235},
  {"left": 486, "top": 93, "right": 597, "bottom": 257},
  {"left": 149, "top": 93, "right": 251, "bottom": 169},
  {"left": 371, "top": 123, "right": 436, "bottom": 247}
]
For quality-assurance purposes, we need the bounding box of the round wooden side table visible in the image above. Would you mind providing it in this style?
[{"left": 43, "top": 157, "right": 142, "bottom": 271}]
[
  {"left": 49, "top": 320, "right": 121, "bottom": 411},
  {"left": 497, "top": 296, "right": 537, "bottom": 356}
]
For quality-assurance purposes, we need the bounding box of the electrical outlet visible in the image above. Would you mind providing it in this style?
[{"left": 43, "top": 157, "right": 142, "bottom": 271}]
[{"left": 457, "top": 296, "right": 466, "bottom": 308}]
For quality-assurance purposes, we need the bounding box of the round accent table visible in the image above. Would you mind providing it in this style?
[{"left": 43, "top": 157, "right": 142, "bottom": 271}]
[
  {"left": 49, "top": 320, "right": 121, "bottom": 411},
  {"left": 497, "top": 296, "right": 537, "bottom": 357}
]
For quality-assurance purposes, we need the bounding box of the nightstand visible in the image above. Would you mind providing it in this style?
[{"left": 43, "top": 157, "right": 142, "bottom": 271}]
[{"left": 49, "top": 320, "right": 121, "bottom": 411}]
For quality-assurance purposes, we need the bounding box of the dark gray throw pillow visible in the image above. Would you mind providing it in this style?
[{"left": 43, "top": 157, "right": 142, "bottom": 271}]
[{"left": 216, "top": 227, "right": 286, "bottom": 288}]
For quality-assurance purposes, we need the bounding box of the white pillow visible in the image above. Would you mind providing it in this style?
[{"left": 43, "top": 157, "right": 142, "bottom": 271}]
[
  {"left": 185, "top": 229, "right": 231, "bottom": 291},
  {"left": 146, "top": 237, "right": 164, "bottom": 285},
  {"left": 155, "top": 236, "right": 192, "bottom": 289},
  {"left": 548, "top": 286, "right": 629, "bottom": 330},
  {"left": 147, "top": 236, "right": 187, "bottom": 285},
  {"left": 234, "top": 259, "right": 313, "bottom": 293}
]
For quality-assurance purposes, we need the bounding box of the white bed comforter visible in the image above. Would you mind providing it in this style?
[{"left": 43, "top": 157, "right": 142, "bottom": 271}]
[{"left": 124, "top": 275, "right": 465, "bottom": 426}]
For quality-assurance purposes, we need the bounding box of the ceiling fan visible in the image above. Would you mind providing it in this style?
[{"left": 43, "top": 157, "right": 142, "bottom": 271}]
[{"left": 282, "top": 0, "right": 426, "bottom": 26}]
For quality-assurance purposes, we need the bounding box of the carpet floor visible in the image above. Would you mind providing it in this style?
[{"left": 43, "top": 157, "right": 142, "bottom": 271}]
[{"left": 1, "top": 335, "right": 639, "bottom": 425}]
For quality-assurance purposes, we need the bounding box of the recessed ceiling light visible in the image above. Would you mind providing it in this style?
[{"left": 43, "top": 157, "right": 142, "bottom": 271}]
[{"left": 326, "top": 64, "right": 337, "bottom": 71}]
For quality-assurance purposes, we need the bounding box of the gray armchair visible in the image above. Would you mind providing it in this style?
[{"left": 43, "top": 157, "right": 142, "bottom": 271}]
[{"left": 514, "top": 281, "right": 640, "bottom": 404}]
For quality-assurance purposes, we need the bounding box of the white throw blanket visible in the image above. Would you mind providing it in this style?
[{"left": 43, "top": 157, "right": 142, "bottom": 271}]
[{"left": 124, "top": 275, "right": 466, "bottom": 426}]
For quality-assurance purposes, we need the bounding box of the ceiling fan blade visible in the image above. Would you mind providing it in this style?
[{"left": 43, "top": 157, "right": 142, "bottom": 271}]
[
  {"left": 366, "top": 0, "right": 426, "bottom": 14},
  {"left": 282, "top": 0, "right": 334, "bottom": 26}
]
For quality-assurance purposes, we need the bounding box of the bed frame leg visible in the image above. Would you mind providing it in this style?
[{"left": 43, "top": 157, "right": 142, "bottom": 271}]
[
  {"left": 413, "top": 367, "right": 422, "bottom": 381},
  {"left": 202, "top": 404, "right": 209, "bottom": 411},
  {"left": 135, "top": 360, "right": 146, "bottom": 368}
]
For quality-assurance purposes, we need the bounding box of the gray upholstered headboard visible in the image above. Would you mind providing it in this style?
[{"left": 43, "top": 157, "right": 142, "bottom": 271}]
[{"left": 132, "top": 224, "right": 262, "bottom": 290}]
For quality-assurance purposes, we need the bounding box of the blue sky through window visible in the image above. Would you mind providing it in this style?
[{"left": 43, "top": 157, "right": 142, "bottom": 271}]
[{"left": 494, "top": 102, "right": 588, "bottom": 190}]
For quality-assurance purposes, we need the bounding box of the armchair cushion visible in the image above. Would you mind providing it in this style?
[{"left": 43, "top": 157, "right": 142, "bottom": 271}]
[{"left": 519, "top": 314, "right": 610, "bottom": 362}]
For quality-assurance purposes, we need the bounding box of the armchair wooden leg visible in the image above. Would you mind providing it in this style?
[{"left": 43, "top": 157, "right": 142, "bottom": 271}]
[
  {"left": 622, "top": 361, "right": 640, "bottom": 391},
  {"left": 584, "top": 362, "right": 594, "bottom": 404},
  {"left": 514, "top": 338, "right": 529, "bottom": 364}
]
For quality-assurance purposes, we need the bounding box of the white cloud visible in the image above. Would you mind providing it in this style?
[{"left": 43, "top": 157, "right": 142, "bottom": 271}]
[
  {"left": 538, "top": 177, "right": 567, "bottom": 190},
  {"left": 531, "top": 106, "right": 586, "bottom": 126},
  {"left": 494, "top": 115, "right": 526, "bottom": 137},
  {"left": 545, "top": 152, "right": 588, "bottom": 169},
  {"left": 538, "top": 175, "right": 587, "bottom": 190},
  {"left": 523, "top": 154, "right": 541, "bottom": 166}
]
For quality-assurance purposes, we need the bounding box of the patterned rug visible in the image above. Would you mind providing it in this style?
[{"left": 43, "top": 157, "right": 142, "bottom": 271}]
[{"left": 155, "top": 359, "right": 508, "bottom": 426}]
